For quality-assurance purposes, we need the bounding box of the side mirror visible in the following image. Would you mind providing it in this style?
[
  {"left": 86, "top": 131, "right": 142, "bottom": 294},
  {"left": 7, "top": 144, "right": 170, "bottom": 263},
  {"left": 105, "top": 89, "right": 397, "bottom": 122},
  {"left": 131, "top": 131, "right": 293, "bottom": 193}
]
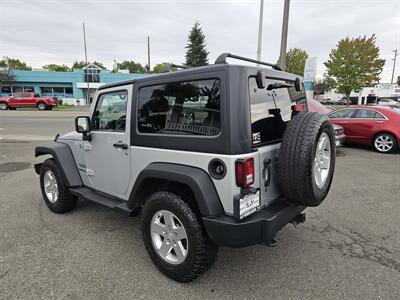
[
  {"left": 256, "top": 71, "right": 266, "bottom": 89},
  {"left": 75, "top": 116, "right": 91, "bottom": 141},
  {"left": 294, "top": 77, "right": 301, "bottom": 92}
]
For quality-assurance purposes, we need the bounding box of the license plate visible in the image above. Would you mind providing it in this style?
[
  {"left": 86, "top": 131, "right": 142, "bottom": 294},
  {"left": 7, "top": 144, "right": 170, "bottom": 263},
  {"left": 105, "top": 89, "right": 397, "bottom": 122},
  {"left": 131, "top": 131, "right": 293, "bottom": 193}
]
[{"left": 239, "top": 191, "right": 260, "bottom": 219}]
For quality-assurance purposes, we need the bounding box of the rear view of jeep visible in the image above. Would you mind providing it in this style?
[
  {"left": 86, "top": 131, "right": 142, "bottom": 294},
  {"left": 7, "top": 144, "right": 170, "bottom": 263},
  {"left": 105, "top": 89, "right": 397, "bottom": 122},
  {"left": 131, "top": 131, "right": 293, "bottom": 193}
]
[{"left": 35, "top": 53, "right": 336, "bottom": 283}]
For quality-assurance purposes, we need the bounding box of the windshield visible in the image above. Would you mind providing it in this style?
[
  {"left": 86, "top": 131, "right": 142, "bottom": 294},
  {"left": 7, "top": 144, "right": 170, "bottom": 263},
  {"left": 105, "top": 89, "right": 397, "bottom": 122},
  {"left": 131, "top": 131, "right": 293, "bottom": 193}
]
[{"left": 248, "top": 77, "right": 306, "bottom": 146}]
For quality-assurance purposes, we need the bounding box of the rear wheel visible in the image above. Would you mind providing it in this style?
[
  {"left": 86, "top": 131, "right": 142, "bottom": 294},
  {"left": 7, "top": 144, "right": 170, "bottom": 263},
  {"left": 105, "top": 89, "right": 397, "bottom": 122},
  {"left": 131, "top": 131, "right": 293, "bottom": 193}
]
[
  {"left": 373, "top": 133, "right": 397, "bottom": 153},
  {"left": 141, "top": 191, "right": 218, "bottom": 282},
  {"left": 37, "top": 102, "right": 46, "bottom": 111},
  {"left": 40, "top": 159, "right": 78, "bottom": 213},
  {"left": 0, "top": 102, "right": 8, "bottom": 110}
]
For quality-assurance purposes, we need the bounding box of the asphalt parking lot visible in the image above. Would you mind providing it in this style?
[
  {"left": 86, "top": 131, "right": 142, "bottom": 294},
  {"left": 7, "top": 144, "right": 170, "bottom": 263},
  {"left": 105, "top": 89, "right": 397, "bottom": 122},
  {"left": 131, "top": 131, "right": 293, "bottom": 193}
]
[{"left": 1, "top": 110, "right": 400, "bottom": 299}]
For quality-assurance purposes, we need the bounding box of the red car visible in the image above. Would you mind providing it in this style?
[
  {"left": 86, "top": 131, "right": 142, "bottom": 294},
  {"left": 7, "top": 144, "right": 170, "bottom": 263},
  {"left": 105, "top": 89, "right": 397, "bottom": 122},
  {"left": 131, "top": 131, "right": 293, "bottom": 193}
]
[
  {"left": 329, "top": 106, "right": 400, "bottom": 153},
  {"left": 307, "top": 99, "right": 345, "bottom": 147},
  {"left": 0, "top": 92, "right": 58, "bottom": 111}
]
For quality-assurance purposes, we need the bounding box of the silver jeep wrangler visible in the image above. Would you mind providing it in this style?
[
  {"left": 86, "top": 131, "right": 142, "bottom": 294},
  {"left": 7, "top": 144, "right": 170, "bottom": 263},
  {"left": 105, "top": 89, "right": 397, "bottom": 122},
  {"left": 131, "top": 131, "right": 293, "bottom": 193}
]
[{"left": 34, "top": 53, "right": 336, "bottom": 282}]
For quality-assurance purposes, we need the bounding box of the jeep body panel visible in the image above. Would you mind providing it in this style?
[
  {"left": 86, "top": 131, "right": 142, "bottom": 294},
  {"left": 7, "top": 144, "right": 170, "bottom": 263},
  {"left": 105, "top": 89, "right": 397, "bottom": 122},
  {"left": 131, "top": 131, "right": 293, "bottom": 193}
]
[
  {"left": 35, "top": 142, "right": 82, "bottom": 187},
  {"left": 128, "top": 162, "right": 224, "bottom": 216}
]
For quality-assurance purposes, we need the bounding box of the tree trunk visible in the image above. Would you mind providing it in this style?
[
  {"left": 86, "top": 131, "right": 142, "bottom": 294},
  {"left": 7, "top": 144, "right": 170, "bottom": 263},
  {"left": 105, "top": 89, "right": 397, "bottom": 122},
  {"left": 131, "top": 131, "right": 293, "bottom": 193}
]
[{"left": 345, "top": 93, "right": 351, "bottom": 107}]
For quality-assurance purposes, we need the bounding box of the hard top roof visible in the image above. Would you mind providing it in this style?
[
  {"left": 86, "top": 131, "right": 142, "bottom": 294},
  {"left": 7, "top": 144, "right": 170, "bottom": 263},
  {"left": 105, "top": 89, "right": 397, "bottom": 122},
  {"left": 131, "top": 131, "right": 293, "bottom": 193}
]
[{"left": 98, "top": 60, "right": 301, "bottom": 90}]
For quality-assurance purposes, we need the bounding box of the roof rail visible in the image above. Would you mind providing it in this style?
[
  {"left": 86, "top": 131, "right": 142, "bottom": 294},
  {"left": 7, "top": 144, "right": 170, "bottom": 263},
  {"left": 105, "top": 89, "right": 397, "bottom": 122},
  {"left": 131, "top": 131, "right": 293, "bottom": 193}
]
[
  {"left": 161, "top": 64, "right": 191, "bottom": 73},
  {"left": 214, "top": 53, "right": 282, "bottom": 71}
]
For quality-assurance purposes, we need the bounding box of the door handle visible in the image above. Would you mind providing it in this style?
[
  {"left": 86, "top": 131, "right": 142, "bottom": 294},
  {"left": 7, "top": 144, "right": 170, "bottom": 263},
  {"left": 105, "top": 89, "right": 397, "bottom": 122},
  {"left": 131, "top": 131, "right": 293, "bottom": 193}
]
[
  {"left": 375, "top": 121, "right": 384, "bottom": 124},
  {"left": 113, "top": 141, "right": 128, "bottom": 150},
  {"left": 340, "top": 121, "right": 348, "bottom": 124}
]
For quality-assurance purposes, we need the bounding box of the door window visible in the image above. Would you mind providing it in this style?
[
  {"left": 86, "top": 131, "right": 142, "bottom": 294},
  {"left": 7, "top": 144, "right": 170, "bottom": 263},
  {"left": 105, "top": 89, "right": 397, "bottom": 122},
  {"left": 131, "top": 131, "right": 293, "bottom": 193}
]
[
  {"left": 92, "top": 91, "right": 128, "bottom": 131},
  {"left": 329, "top": 109, "right": 355, "bottom": 119}
]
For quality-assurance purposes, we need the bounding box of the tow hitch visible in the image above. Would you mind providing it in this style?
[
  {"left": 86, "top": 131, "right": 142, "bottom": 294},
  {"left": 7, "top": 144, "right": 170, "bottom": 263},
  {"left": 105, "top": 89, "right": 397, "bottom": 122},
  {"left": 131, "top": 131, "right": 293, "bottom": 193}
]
[{"left": 291, "top": 213, "right": 306, "bottom": 227}]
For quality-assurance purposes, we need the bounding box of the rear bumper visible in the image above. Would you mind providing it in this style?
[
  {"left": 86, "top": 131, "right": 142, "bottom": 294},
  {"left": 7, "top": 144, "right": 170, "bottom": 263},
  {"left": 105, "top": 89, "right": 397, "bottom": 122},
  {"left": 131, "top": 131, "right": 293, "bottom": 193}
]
[{"left": 203, "top": 201, "right": 305, "bottom": 248}]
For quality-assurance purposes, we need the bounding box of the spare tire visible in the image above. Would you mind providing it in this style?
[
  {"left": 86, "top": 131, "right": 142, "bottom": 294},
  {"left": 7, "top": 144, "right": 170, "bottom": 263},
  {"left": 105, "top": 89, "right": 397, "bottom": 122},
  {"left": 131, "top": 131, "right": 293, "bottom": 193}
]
[{"left": 279, "top": 111, "right": 336, "bottom": 207}]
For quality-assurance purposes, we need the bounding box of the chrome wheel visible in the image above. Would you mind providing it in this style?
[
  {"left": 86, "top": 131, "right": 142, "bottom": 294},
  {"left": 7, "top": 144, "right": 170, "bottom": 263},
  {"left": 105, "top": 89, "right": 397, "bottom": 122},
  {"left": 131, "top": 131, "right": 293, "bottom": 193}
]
[
  {"left": 374, "top": 135, "right": 394, "bottom": 152},
  {"left": 0, "top": 103, "right": 8, "bottom": 110},
  {"left": 314, "top": 132, "right": 331, "bottom": 188},
  {"left": 43, "top": 170, "right": 59, "bottom": 203},
  {"left": 150, "top": 210, "right": 188, "bottom": 265}
]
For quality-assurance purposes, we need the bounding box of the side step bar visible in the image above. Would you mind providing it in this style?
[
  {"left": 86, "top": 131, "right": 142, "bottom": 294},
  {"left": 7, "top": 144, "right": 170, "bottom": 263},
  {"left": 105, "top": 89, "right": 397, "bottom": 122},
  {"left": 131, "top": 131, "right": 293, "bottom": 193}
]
[{"left": 69, "top": 187, "right": 133, "bottom": 214}]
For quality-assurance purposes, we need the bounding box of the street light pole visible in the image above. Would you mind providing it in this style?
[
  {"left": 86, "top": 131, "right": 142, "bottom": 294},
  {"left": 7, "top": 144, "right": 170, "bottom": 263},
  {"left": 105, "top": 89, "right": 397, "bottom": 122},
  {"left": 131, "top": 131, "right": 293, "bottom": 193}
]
[
  {"left": 83, "top": 22, "right": 90, "bottom": 105},
  {"left": 391, "top": 49, "right": 398, "bottom": 84},
  {"left": 256, "top": 0, "right": 264, "bottom": 62},
  {"left": 279, "top": 0, "right": 290, "bottom": 71},
  {"left": 147, "top": 36, "right": 151, "bottom": 74}
]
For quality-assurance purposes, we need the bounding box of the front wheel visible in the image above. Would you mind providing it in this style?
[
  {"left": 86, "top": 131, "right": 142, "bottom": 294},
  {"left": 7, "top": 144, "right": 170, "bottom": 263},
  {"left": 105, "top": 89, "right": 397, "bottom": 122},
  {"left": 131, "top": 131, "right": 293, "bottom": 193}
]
[
  {"left": 141, "top": 191, "right": 218, "bottom": 282},
  {"left": 373, "top": 133, "right": 397, "bottom": 153},
  {"left": 40, "top": 159, "right": 78, "bottom": 213}
]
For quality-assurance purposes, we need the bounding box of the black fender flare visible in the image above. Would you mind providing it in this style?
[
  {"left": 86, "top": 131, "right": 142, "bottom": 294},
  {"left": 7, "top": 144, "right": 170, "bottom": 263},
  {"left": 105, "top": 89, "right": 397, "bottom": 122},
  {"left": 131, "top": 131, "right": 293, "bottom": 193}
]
[
  {"left": 35, "top": 142, "right": 82, "bottom": 187},
  {"left": 128, "top": 162, "right": 224, "bottom": 217}
]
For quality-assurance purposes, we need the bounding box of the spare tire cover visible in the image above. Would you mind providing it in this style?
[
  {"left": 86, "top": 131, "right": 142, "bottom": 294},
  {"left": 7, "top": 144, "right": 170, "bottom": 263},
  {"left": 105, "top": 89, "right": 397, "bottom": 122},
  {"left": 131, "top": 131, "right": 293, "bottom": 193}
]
[{"left": 279, "top": 111, "right": 336, "bottom": 207}]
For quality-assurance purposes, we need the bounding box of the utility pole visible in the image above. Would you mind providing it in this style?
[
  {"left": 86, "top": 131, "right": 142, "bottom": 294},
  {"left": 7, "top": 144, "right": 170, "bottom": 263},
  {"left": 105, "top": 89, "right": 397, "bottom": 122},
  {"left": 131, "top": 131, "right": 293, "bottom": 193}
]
[
  {"left": 147, "top": 36, "right": 151, "bottom": 74},
  {"left": 391, "top": 49, "right": 398, "bottom": 84},
  {"left": 256, "top": 0, "right": 264, "bottom": 62},
  {"left": 83, "top": 22, "right": 90, "bottom": 105},
  {"left": 279, "top": 0, "right": 290, "bottom": 71}
]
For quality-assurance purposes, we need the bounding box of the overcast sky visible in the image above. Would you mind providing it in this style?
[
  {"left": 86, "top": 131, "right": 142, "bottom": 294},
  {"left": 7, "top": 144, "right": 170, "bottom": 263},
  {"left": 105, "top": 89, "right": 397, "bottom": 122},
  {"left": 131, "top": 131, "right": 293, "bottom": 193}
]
[{"left": 1, "top": 0, "right": 399, "bottom": 82}]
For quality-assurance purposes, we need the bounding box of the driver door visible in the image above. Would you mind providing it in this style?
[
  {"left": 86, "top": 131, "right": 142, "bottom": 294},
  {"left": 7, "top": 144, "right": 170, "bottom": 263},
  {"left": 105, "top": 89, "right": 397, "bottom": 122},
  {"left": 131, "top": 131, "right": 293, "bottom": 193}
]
[{"left": 85, "top": 86, "right": 131, "bottom": 198}]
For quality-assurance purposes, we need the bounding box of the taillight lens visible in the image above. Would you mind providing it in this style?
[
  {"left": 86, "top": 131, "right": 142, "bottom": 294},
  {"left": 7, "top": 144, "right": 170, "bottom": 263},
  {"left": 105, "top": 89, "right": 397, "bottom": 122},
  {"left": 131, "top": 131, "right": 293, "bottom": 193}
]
[{"left": 235, "top": 158, "right": 255, "bottom": 188}]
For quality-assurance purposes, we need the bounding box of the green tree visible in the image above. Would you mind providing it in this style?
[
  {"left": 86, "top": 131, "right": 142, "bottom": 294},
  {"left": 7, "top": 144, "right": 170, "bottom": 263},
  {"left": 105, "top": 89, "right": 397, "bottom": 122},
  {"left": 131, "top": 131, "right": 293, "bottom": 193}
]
[
  {"left": 185, "top": 22, "right": 209, "bottom": 67},
  {"left": 43, "top": 64, "right": 71, "bottom": 72},
  {"left": 0, "top": 72, "right": 15, "bottom": 92},
  {"left": 152, "top": 62, "right": 177, "bottom": 73},
  {"left": 324, "top": 35, "right": 385, "bottom": 102},
  {"left": 0, "top": 58, "right": 32, "bottom": 70},
  {"left": 278, "top": 48, "right": 308, "bottom": 76},
  {"left": 116, "top": 60, "right": 147, "bottom": 73},
  {"left": 72, "top": 61, "right": 106, "bottom": 70},
  {"left": 313, "top": 76, "right": 336, "bottom": 95}
]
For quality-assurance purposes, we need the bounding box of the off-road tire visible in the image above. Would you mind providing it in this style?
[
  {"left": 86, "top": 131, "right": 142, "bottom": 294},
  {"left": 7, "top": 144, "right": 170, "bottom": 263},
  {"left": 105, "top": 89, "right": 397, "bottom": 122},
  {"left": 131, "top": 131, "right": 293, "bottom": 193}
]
[
  {"left": 279, "top": 112, "right": 336, "bottom": 207},
  {"left": 40, "top": 158, "right": 78, "bottom": 213},
  {"left": 37, "top": 102, "right": 46, "bottom": 111},
  {"left": 373, "top": 133, "right": 397, "bottom": 153},
  {"left": 141, "top": 191, "right": 218, "bottom": 282},
  {"left": 0, "top": 102, "right": 8, "bottom": 110}
]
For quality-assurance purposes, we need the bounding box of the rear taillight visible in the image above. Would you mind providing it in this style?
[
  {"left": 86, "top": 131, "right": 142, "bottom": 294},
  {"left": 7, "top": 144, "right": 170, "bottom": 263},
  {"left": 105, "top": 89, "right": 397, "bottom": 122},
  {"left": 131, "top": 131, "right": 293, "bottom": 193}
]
[{"left": 235, "top": 158, "right": 254, "bottom": 188}]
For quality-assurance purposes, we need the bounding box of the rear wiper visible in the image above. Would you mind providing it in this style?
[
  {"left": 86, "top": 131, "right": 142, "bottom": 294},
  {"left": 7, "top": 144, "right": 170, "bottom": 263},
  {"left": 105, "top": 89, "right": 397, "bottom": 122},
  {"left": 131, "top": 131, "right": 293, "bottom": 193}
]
[{"left": 267, "top": 83, "right": 293, "bottom": 90}]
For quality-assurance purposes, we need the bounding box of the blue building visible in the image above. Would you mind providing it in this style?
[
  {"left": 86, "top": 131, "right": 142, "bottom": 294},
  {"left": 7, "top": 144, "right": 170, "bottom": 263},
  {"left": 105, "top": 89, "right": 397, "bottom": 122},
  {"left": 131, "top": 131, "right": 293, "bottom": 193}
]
[{"left": 0, "top": 64, "right": 148, "bottom": 104}]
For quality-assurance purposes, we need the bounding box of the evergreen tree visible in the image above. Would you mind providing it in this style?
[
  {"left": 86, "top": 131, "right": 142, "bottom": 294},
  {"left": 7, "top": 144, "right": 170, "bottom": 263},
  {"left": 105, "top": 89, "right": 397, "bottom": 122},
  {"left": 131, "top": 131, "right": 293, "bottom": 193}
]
[{"left": 185, "top": 22, "right": 209, "bottom": 67}]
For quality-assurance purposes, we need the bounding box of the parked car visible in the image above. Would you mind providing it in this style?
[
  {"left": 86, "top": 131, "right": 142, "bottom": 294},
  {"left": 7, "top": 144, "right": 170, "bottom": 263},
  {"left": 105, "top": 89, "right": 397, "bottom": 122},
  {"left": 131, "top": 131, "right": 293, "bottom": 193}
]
[
  {"left": 307, "top": 99, "right": 345, "bottom": 147},
  {"left": 329, "top": 106, "right": 400, "bottom": 153},
  {"left": 336, "top": 98, "right": 352, "bottom": 105},
  {"left": 0, "top": 92, "right": 58, "bottom": 111},
  {"left": 377, "top": 98, "right": 399, "bottom": 106},
  {"left": 34, "top": 53, "right": 336, "bottom": 282}
]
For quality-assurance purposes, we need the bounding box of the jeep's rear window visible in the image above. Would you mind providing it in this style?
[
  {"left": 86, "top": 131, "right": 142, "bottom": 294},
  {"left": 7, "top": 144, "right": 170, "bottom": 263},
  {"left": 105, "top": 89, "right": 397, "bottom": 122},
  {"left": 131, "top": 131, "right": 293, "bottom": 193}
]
[
  {"left": 137, "top": 79, "right": 221, "bottom": 136},
  {"left": 249, "top": 77, "right": 306, "bottom": 146}
]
